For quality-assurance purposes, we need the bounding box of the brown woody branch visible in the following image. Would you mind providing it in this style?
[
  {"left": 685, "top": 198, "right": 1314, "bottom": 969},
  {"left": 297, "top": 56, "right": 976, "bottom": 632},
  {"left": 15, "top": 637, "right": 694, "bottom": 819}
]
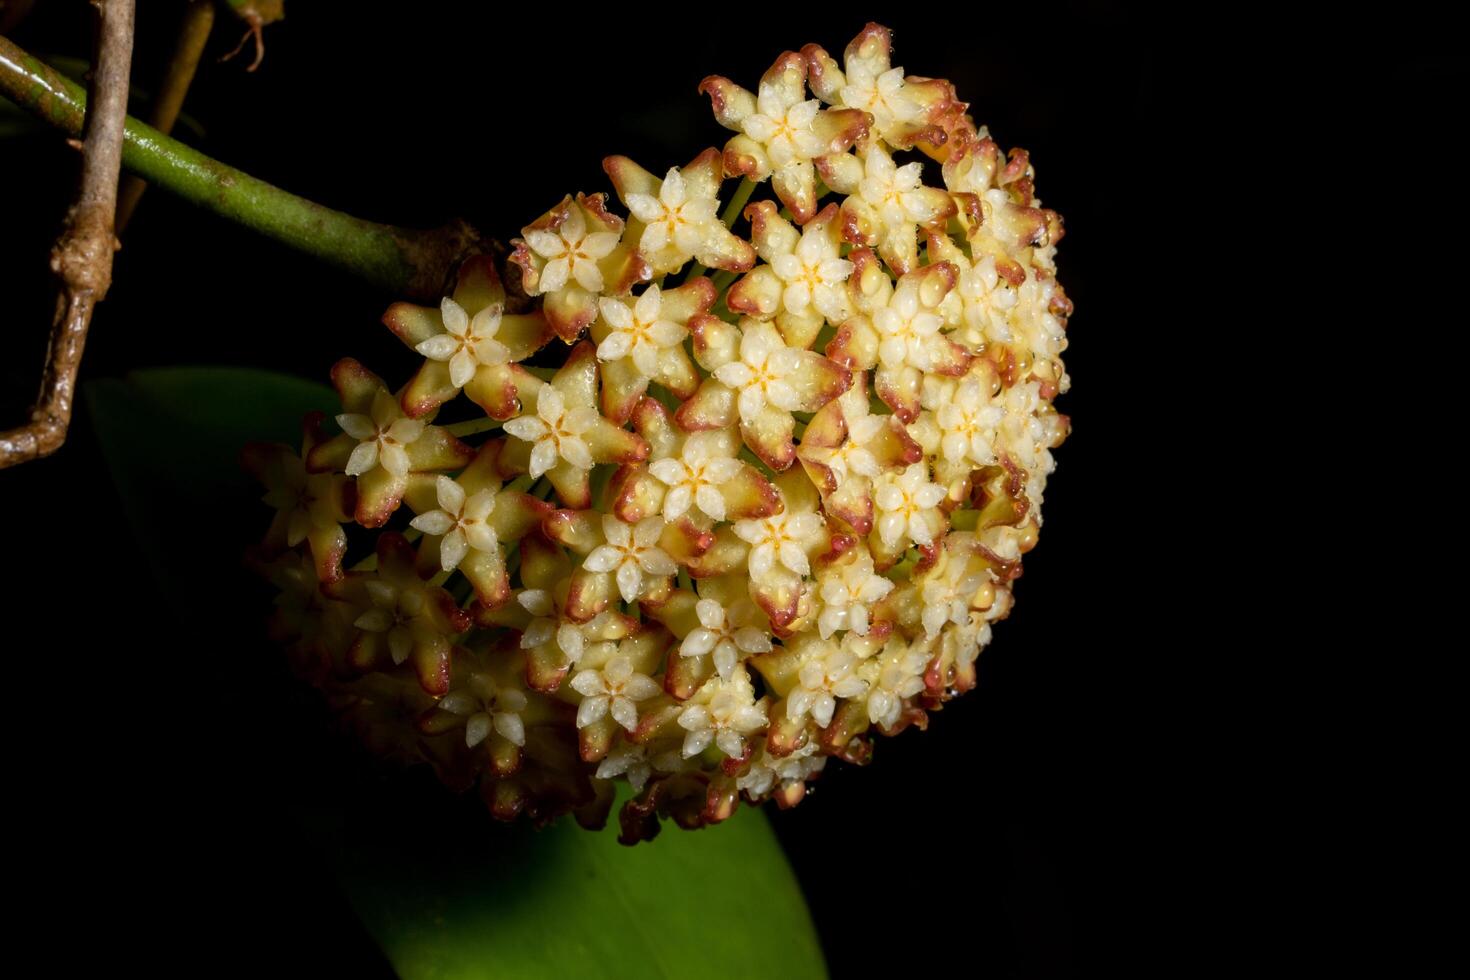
[
  {"left": 0, "top": 0, "right": 135, "bottom": 469},
  {"left": 115, "top": 0, "right": 214, "bottom": 233}
]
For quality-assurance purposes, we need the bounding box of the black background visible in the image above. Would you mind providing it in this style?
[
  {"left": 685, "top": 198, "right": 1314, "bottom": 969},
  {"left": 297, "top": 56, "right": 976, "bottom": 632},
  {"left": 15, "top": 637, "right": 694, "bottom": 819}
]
[{"left": 0, "top": 2, "right": 1192, "bottom": 975}]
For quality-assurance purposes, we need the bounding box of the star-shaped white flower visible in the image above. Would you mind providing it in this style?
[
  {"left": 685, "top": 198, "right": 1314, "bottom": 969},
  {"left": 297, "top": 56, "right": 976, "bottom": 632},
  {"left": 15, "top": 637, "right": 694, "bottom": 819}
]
[
  {"left": 257, "top": 451, "right": 315, "bottom": 547},
  {"left": 957, "top": 255, "right": 1018, "bottom": 342},
  {"left": 676, "top": 669, "right": 768, "bottom": 759},
  {"left": 337, "top": 393, "right": 424, "bottom": 478},
  {"left": 840, "top": 66, "right": 921, "bottom": 141},
  {"left": 862, "top": 638, "right": 929, "bottom": 729},
  {"left": 770, "top": 223, "right": 853, "bottom": 323},
  {"left": 625, "top": 167, "right": 719, "bottom": 260},
  {"left": 949, "top": 610, "right": 994, "bottom": 675},
  {"left": 936, "top": 378, "right": 1002, "bottom": 468},
  {"left": 874, "top": 463, "right": 947, "bottom": 550},
  {"left": 742, "top": 87, "right": 826, "bottom": 169},
  {"left": 733, "top": 507, "right": 825, "bottom": 579},
  {"left": 414, "top": 296, "right": 512, "bottom": 389},
  {"left": 503, "top": 385, "right": 598, "bottom": 478},
  {"left": 595, "top": 738, "right": 654, "bottom": 791},
  {"left": 523, "top": 204, "right": 621, "bottom": 295},
  {"left": 788, "top": 641, "right": 868, "bottom": 728},
  {"left": 352, "top": 578, "right": 423, "bottom": 664},
  {"left": 735, "top": 741, "right": 825, "bottom": 799},
  {"left": 920, "top": 551, "right": 990, "bottom": 639},
  {"left": 874, "top": 275, "right": 947, "bottom": 373},
  {"left": 647, "top": 432, "right": 744, "bottom": 522},
  {"left": 408, "top": 475, "right": 498, "bottom": 572},
  {"left": 583, "top": 515, "right": 679, "bottom": 603},
  {"left": 569, "top": 653, "right": 662, "bottom": 732},
  {"left": 680, "top": 598, "right": 772, "bottom": 679},
  {"left": 816, "top": 549, "right": 894, "bottom": 639},
  {"left": 516, "top": 590, "right": 612, "bottom": 667},
  {"left": 998, "top": 381, "right": 1048, "bottom": 472},
  {"left": 713, "top": 322, "right": 804, "bottom": 424},
  {"left": 856, "top": 145, "right": 936, "bottom": 228},
  {"left": 596, "top": 286, "right": 687, "bottom": 377},
  {"left": 806, "top": 412, "right": 885, "bottom": 488},
  {"left": 440, "top": 672, "right": 528, "bottom": 747}
]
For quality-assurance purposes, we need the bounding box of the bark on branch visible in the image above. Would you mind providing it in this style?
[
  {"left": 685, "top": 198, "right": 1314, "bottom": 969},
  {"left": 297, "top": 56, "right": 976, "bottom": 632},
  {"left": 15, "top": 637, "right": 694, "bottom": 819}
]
[
  {"left": 0, "top": 33, "right": 480, "bottom": 301},
  {"left": 0, "top": 0, "right": 135, "bottom": 469}
]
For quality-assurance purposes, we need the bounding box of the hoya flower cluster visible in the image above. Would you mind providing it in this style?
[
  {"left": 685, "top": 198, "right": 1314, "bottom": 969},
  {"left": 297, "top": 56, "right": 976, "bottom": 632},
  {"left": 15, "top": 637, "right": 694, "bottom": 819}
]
[{"left": 247, "top": 23, "right": 1071, "bottom": 842}]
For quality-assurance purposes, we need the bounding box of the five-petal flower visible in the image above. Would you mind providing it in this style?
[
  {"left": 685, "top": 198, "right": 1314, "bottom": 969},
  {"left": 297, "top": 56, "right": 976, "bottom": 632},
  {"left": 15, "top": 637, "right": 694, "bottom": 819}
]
[
  {"left": 680, "top": 597, "right": 772, "bottom": 680},
  {"left": 700, "top": 52, "right": 867, "bottom": 223},
  {"left": 583, "top": 515, "right": 679, "bottom": 604},
  {"left": 511, "top": 193, "right": 647, "bottom": 343},
  {"left": 604, "top": 149, "right": 756, "bottom": 277}
]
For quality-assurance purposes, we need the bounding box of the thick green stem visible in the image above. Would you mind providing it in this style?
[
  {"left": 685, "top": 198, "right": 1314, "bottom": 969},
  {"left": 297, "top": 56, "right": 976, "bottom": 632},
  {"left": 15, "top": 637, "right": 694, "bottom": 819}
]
[
  {"left": 446, "top": 417, "right": 503, "bottom": 438},
  {"left": 0, "top": 34, "right": 476, "bottom": 300}
]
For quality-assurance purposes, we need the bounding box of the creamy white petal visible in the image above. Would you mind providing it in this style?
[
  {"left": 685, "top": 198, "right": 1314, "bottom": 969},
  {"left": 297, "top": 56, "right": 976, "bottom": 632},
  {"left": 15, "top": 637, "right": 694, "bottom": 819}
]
[
  {"left": 503, "top": 416, "right": 548, "bottom": 441},
  {"left": 439, "top": 529, "right": 468, "bottom": 572},
  {"left": 440, "top": 297, "right": 469, "bottom": 335},
  {"left": 615, "top": 562, "right": 643, "bottom": 603},
  {"left": 610, "top": 697, "right": 639, "bottom": 732},
  {"left": 748, "top": 543, "right": 776, "bottom": 580},
  {"left": 715, "top": 730, "right": 746, "bottom": 759},
  {"left": 536, "top": 386, "right": 566, "bottom": 422},
  {"left": 415, "top": 334, "right": 460, "bottom": 361},
  {"left": 540, "top": 257, "right": 570, "bottom": 294},
  {"left": 778, "top": 540, "right": 810, "bottom": 576},
  {"left": 335, "top": 413, "right": 376, "bottom": 440},
  {"left": 559, "top": 436, "right": 593, "bottom": 471},
  {"left": 733, "top": 627, "right": 771, "bottom": 653},
  {"left": 380, "top": 443, "right": 411, "bottom": 477},
  {"left": 518, "top": 589, "right": 553, "bottom": 616},
  {"left": 597, "top": 331, "right": 633, "bottom": 362},
  {"left": 626, "top": 193, "right": 663, "bottom": 224},
  {"left": 577, "top": 695, "right": 609, "bottom": 729},
  {"left": 528, "top": 439, "right": 558, "bottom": 478},
  {"left": 410, "top": 510, "right": 455, "bottom": 536},
  {"left": 681, "top": 729, "right": 713, "bottom": 758},
  {"left": 521, "top": 619, "right": 555, "bottom": 649},
  {"left": 682, "top": 628, "right": 718, "bottom": 657},
  {"left": 494, "top": 712, "right": 526, "bottom": 746},
  {"left": 662, "top": 485, "right": 693, "bottom": 521},
  {"left": 694, "top": 485, "right": 726, "bottom": 521},
  {"left": 525, "top": 229, "right": 565, "bottom": 259},
  {"left": 353, "top": 608, "right": 394, "bottom": 632},
  {"left": 571, "top": 257, "right": 604, "bottom": 293},
  {"left": 649, "top": 458, "right": 685, "bottom": 484},
  {"left": 387, "top": 627, "right": 413, "bottom": 665},
  {"left": 570, "top": 670, "right": 606, "bottom": 697},
  {"left": 583, "top": 545, "right": 623, "bottom": 573},
  {"left": 630, "top": 343, "right": 660, "bottom": 377},
  {"left": 465, "top": 713, "right": 492, "bottom": 748},
  {"left": 345, "top": 441, "right": 379, "bottom": 476}
]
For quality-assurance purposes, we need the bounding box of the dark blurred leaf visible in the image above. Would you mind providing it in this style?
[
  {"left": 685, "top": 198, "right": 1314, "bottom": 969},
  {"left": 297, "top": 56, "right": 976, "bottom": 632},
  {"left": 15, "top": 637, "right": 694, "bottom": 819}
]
[
  {"left": 86, "top": 366, "right": 826, "bottom": 980},
  {"left": 86, "top": 367, "right": 332, "bottom": 583}
]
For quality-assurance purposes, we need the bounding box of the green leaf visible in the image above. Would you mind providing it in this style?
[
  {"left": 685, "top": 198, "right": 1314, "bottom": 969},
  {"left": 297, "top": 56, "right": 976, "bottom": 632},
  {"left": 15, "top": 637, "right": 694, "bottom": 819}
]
[
  {"left": 86, "top": 366, "right": 827, "bottom": 980},
  {"left": 86, "top": 366, "right": 336, "bottom": 584},
  {"left": 332, "top": 786, "right": 824, "bottom": 980}
]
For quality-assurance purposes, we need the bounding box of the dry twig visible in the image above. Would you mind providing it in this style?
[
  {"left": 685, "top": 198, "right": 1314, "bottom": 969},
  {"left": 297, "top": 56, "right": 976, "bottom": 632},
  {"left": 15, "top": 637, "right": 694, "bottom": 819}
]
[
  {"left": 115, "top": 0, "right": 214, "bottom": 232},
  {"left": 0, "top": 0, "right": 136, "bottom": 469}
]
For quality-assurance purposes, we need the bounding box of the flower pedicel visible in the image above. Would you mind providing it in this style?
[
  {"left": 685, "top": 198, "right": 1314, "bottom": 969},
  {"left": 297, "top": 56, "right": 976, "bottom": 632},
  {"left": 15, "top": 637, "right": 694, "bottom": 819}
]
[{"left": 246, "top": 23, "right": 1072, "bottom": 843}]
